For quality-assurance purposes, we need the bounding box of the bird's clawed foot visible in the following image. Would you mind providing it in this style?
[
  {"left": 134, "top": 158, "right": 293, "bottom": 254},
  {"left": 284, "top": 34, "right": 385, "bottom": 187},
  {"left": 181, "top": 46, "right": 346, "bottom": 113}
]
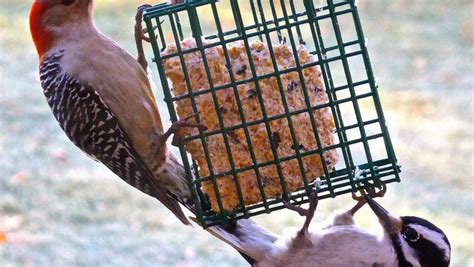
[
  {"left": 283, "top": 189, "right": 319, "bottom": 236},
  {"left": 350, "top": 183, "right": 387, "bottom": 216},
  {"left": 135, "top": 4, "right": 153, "bottom": 71},
  {"left": 154, "top": 112, "right": 207, "bottom": 148}
]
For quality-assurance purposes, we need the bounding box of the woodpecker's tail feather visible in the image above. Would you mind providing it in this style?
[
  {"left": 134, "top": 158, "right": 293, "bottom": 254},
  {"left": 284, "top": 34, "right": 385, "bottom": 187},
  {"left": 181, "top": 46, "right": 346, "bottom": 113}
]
[
  {"left": 194, "top": 218, "right": 278, "bottom": 264},
  {"left": 161, "top": 152, "right": 196, "bottom": 210},
  {"left": 166, "top": 153, "right": 277, "bottom": 261},
  {"left": 149, "top": 186, "right": 191, "bottom": 225}
]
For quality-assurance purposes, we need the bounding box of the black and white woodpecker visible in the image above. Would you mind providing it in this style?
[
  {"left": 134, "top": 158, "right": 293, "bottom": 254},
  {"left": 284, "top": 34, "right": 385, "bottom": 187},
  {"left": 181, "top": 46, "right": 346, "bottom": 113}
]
[{"left": 207, "top": 186, "right": 451, "bottom": 266}]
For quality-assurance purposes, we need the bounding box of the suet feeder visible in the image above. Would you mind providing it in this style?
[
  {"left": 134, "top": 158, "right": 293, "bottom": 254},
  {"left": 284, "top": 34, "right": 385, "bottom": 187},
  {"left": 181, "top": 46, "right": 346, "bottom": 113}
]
[{"left": 143, "top": 0, "right": 400, "bottom": 228}]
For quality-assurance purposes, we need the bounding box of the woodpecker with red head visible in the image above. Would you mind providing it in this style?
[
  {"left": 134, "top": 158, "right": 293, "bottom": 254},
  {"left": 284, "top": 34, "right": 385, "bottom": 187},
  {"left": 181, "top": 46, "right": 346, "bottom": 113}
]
[{"left": 29, "top": 0, "right": 205, "bottom": 225}]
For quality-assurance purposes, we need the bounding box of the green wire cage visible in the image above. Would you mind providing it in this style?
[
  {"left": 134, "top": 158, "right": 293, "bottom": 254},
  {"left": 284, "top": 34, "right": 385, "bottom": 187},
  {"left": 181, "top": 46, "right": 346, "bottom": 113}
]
[{"left": 143, "top": 0, "right": 400, "bottom": 228}]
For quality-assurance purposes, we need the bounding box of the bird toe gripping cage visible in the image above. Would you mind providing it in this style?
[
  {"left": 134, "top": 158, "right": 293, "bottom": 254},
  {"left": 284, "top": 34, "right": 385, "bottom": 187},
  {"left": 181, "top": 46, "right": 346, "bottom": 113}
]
[{"left": 143, "top": 0, "right": 400, "bottom": 227}]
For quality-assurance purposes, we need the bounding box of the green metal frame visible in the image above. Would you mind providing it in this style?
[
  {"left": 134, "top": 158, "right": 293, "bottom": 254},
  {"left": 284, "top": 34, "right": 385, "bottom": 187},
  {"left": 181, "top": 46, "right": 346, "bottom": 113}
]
[{"left": 143, "top": 0, "right": 400, "bottom": 228}]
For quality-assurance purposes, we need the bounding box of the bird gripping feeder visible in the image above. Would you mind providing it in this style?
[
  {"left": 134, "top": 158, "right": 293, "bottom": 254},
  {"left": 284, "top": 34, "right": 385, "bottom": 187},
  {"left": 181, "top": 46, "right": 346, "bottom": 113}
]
[{"left": 143, "top": 0, "right": 400, "bottom": 228}]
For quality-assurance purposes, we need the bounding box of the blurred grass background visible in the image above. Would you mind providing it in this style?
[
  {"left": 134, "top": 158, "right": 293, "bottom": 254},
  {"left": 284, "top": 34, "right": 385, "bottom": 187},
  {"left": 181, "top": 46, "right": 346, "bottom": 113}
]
[{"left": 0, "top": 0, "right": 472, "bottom": 266}]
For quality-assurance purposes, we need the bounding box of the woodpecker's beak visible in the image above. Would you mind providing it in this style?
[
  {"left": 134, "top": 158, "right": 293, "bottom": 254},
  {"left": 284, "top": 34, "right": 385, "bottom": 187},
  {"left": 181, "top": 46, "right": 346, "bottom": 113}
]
[{"left": 364, "top": 194, "right": 402, "bottom": 237}]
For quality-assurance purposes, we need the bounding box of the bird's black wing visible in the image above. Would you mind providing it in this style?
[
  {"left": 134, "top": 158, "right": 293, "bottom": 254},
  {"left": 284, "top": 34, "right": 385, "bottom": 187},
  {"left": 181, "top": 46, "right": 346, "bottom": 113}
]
[{"left": 39, "top": 51, "right": 189, "bottom": 225}]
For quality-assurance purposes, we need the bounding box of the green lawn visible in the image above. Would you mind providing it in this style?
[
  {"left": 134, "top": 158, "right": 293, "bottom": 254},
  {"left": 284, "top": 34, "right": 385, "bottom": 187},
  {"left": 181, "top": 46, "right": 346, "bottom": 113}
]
[{"left": 0, "top": 0, "right": 472, "bottom": 266}]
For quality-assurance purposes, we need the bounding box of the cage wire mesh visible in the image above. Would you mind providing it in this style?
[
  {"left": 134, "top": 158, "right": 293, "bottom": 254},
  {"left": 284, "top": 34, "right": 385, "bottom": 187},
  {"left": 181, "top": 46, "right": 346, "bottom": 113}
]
[{"left": 143, "top": 0, "right": 400, "bottom": 227}]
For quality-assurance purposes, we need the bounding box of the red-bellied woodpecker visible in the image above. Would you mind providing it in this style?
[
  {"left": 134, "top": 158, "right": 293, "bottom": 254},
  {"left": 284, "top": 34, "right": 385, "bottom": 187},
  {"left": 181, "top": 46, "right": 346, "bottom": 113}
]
[{"left": 29, "top": 0, "right": 205, "bottom": 225}]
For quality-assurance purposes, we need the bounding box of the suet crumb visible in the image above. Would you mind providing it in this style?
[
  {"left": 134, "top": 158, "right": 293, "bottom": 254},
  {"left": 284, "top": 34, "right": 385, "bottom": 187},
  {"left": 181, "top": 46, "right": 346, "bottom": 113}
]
[{"left": 162, "top": 38, "right": 338, "bottom": 212}]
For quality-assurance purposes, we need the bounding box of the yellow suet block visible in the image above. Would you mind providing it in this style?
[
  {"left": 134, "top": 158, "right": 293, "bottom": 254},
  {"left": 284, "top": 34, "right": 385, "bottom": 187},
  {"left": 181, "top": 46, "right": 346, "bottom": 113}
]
[{"left": 163, "top": 38, "right": 338, "bottom": 212}]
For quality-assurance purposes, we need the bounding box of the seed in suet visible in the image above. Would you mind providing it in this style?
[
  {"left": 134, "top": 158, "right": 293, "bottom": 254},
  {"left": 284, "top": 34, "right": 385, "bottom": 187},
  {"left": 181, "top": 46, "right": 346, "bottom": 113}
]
[
  {"left": 272, "top": 132, "right": 281, "bottom": 148},
  {"left": 246, "top": 89, "right": 257, "bottom": 99},
  {"left": 219, "top": 106, "right": 228, "bottom": 114},
  {"left": 312, "top": 86, "right": 323, "bottom": 93},
  {"left": 291, "top": 144, "right": 305, "bottom": 150},
  {"left": 287, "top": 81, "right": 298, "bottom": 92},
  {"left": 236, "top": 65, "right": 247, "bottom": 75},
  {"left": 227, "top": 130, "right": 240, "bottom": 144}
]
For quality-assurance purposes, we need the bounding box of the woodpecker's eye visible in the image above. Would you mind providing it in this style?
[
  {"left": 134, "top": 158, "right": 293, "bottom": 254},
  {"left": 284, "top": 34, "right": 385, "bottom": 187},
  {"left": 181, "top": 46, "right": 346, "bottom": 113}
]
[
  {"left": 62, "top": 0, "right": 75, "bottom": 6},
  {"left": 403, "top": 227, "right": 420, "bottom": 242}
]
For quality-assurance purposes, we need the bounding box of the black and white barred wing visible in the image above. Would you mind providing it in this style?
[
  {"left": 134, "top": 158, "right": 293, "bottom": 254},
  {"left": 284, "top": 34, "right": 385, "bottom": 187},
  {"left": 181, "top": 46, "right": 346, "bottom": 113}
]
[{"left": 39, "top": 53, "right": 189, "bottom": 225}]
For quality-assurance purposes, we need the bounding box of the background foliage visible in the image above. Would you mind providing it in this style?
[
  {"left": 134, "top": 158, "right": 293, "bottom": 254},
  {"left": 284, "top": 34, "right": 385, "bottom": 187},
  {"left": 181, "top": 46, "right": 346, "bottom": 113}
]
[{"left": 0, "top": 0, "right": 472, "bottom": 266}]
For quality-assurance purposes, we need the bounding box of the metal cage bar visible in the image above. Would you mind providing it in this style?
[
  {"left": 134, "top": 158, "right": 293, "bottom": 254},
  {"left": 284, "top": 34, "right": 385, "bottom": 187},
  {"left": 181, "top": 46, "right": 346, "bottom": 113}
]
[
  {"left": 188, "top": 4, "right": 250, "bottom": 217},
  {"left": 232, "top": 0, "right": 291, "bottom": 201},
  {"left": 254, "top": 0, "right": 311, "bottom": 195},
  {"left": 209, "top": 1, "right": 271, "bottom": 212},
  {"left": 279, "top": 0, "right": 334, "bottom": 195},
  {"left": 304, "top": 0, "right": 356, "bottom": 191}
]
